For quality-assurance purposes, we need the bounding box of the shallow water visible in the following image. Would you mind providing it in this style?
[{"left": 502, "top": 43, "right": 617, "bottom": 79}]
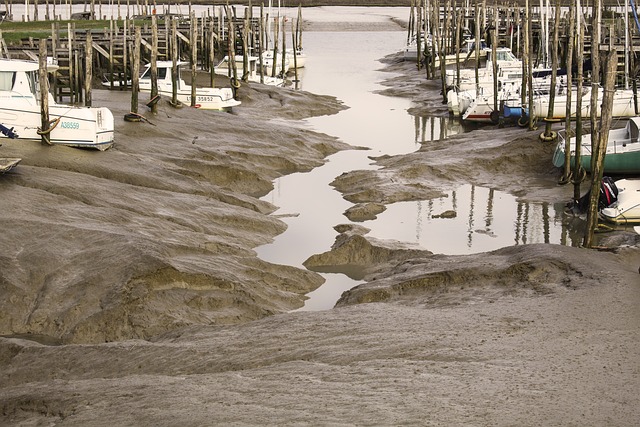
[{"left": 252, "top": 28, "right": 576, "bottom": 311}]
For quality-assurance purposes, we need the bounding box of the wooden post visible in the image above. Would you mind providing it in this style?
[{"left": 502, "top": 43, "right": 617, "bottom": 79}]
[
  {"left": 190, "top": 11, "right": 196, "bottom": 107},
  {"left": 543, "top": 0, "right": 561, "bottom": 138},
  {"left": 454, "top": 4, "right": 462, "bottom": 89},
  {"left": 259, "top": 3, "right": 264, "bottom": 84},
  {"left": 573, "top": 0, "right": 585, "bottom": 202},
  {"left": 589, "top": 0, "right": 601, "bottom": 173},
  {"left": 38, "top": 39, "right": 52, "bottom": 146},
  {"left": 562, "top": 2, "right": 575, "bottom": 183},
  {"left": 85, "top": 30, "right": 92, "bottom": 107},
  {"left": 291, "top": 18, "right": 298, "bottom": 89},
  {"left": 474, "top": 1, "right": 480, "bottom": 93},
  {"left": 271, "top": 14, "right": 279, "bottom": 77},
  {"left": 242, "top": 8, "right": 249, "bottom": 81},
  {"left": 527, "top": 0, "right": 533, "bottom": 130},
  {"left": 122, "top": 17, "right": 128, "bottom": 90},
  {"left": 67, "top": 22, "right": 74, "bottom": 104},
  {"left": 109, "top": 19, "right": 114, "bottom": 90},
  {"left": 131, "top": 26, "right": 140, "bottom": 114},
  {"left": 439, "top": 0, "right": 449, "bottom": 104},
  {"left": 150, "top": 14, "right": 158, "bottom": 114},
  {"left": 209, "top": 19, "right": 216, "bottom": 88},
  {"left": 280, "top": 14, "right": 287, "bottom": 78},
  {"left": 171, "top": 18, "right": 179, "bottom": 106},
  {"left": 416, "top": 1, "right": 422, "bottom": 71},
  {"left": 492, "top": 4, "right": 498, "bottom": 118},
  {"left": 50, "top": 22, "right": 57, "bottom": 96},
  {"left": 521, "top": 2, "right": 528, "bottom": 125},
  {"left": 583, "top": 50, "right": 617, "bottom": 248}
]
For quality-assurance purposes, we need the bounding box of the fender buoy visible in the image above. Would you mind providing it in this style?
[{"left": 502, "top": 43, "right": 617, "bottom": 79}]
[
  {"left": 490, "top": 110, "right": 500, "bottom": 124},
  {"left": 539, "top": 131, "right": 557, "bottom": 142},
  {"left": 193, "top": 104, "right": 202, "bottom": 109},
  {"left": 517, "top": 116, "right": 529, "bottom": 127}
]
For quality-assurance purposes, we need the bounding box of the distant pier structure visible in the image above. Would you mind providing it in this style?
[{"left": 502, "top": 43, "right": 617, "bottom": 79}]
[{"left": 0, "top": 1, "right": 283, "bottom": 104}]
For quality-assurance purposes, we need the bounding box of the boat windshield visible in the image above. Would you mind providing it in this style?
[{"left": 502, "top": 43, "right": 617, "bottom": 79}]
[{"left": 140, "top": 67, "right": 168, "bottom": 80}]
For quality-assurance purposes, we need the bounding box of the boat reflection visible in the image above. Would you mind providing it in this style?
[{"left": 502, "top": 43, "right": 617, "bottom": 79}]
[{"left": 365, "top": 184, "right": 584, "bottom": 255}]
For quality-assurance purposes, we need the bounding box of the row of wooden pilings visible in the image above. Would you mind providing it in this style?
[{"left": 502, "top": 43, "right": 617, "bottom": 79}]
[
  {"left": 407, "top": 0, "right": 637, "bottom": 247},
  {"left": 3, "top": 3, "right": 304, "bottom": 106}
]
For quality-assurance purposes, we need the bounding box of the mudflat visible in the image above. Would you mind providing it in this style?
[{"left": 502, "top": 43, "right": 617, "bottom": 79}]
[{"left": 1, "top": 11, "right": 639, "bottom": 426}]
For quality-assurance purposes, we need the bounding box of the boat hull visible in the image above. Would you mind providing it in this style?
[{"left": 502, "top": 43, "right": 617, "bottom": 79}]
[
  {"left": 554, "top": 117, "right": 640, "bottom": 174},
  {"left": 0, "top": 104, "right": 114, "bottom": 150}
]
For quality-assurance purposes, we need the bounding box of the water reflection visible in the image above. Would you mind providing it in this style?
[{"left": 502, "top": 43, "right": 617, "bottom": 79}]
[
  {"left": 413, "top": 115, "right": 466, "bottom": 144},
  {"left": 364, "top": 184, "right": 583, "bottom": 255}
]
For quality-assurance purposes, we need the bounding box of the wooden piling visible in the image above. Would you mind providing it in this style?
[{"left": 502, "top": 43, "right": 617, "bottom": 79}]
[
  {"left": 583, "top": 50, "right": 617, "bottom": 248},
  {"left": 562, "top": 2, "right": 575, "bottom": 183},
  {"left": 542, "top": 0, "right": 561, "bottom": 139},
  {"left": 589, "top": 0, "right": 601, "bottom": 173},
  {"left": 190, "top": 11, "right": 196, "bottom": 107},
  {"left": 38, "top": 39, "right": 52, "bottom": 146},
  {"left": 291, "top": 18, "right": 298, "bottom": 89},
  {"left": 491, "top": 4, "right": 498, "bottom": 118},
  {"left": 259, "top": 3, "right": 264, "bottom": 84},
  {"left": 171, "top": 18, "right": 179, "bottom": 106},
  {"left": 150, "top": 14, "right": 158, "bottom": 114},
  {"left": 131, "top": 26, "right": 140, "bottom": 115},
  {"left": 573, "top": 0, "right": 585, "bottom": 202},
  {"left": 85, "top": 30, "right": 92, "bottom": 107}
]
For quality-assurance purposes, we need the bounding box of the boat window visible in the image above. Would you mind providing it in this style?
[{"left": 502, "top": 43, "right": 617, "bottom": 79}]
[
  {"left": 26, "top": 71, "right": 38, "bottom": 96},
  {"left": 140, "top": 67, "right": 167, "bottom": 80},
  {"left": 0, "top": 71, "right": 14, "bottom": 91}
]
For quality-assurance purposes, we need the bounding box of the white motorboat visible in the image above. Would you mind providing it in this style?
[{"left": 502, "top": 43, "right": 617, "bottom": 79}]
[
  {"left": 530, "top": 86, "right": 636, "bottom": 120},
  {"left": 260, "top": 50, "right": 291, "bottom": 77},
  {"left": 0, "top": 58, "right": 114, "bottom": 150},
  {"left": 445, "top": 47, "right": 521, "bottom": 89},
  {"left": 138, "top": 61, "right": 241, "bottom": 110},
  {"left": 600, "top": 179, "right": 640, "bottom": 224},
  {"left": 216, "top": 55, "right": 285, "bottom": 87}
]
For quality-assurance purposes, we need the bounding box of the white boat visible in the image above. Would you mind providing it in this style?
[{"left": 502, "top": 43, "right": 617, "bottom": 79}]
[
  {"left": 530, "top": 86, "right": 636, "bottom": 120},
  {"left": 260, "top": 51, "right": 291, "bottom": 77},
  {"left": 402, "top": 34, "right": 431, "bottom": 61},
  {"left": 445, "top": 47, "right": 521, "bottom": 89},
  {"left": 600, "top": 179, "right": 640, "bottom": 224},
  {"left": 433, "top": 38, "right": 488, "bottom": 68},
  {"left": 138, "top": 61, "right": 241, "bottom": 110},
  {"left": 0, "top": 58, "right": 114, "bottom": 150},
  {"left": 216, "top": 55, "right": 285, "bottom": 87},
  {"left": 553, "top": 116, "right": 640, "bottom": 175}
]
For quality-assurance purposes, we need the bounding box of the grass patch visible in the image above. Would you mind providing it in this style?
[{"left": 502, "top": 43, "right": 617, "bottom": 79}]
[{"left": 0, "top": 19, "right": 148, "bottom": 45}]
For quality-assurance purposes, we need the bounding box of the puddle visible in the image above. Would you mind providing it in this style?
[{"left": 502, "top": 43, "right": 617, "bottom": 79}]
[{"left": 364, "top": 184, "right": 583, "bottom": 255}]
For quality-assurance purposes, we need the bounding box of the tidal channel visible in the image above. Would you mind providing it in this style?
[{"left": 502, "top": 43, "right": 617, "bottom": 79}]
[{"left": 254, "top": 25, "right": 580, "bottom": 311}]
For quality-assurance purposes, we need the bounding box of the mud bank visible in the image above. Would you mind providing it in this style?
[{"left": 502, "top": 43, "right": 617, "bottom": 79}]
[
  {"left": 1, "top": 20, "right": 640, "bottom": 427},
  {"left": 0, "top": 81, "right": 349, "bottom": 344}
]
